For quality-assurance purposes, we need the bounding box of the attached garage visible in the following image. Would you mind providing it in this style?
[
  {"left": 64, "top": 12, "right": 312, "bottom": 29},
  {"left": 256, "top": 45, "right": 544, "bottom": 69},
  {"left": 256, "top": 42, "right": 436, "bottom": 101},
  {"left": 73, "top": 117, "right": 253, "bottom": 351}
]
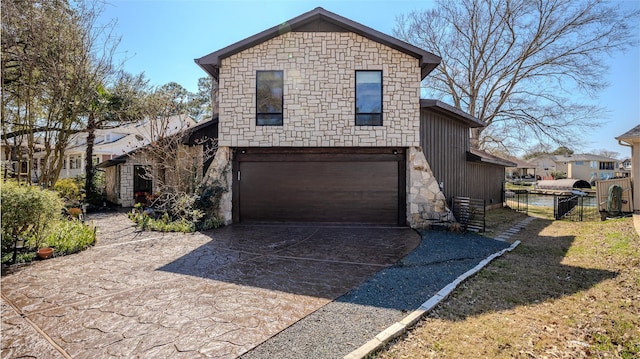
[{"left": 233, "top": 148, "right": 406, "bottom": 225}]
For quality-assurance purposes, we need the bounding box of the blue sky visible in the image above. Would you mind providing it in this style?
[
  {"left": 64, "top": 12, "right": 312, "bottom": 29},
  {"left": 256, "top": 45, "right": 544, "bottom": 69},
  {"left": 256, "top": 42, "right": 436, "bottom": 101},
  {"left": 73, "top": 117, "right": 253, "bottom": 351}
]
[{"left": 100, "top": 0, "right": 639, "bottom": 158}]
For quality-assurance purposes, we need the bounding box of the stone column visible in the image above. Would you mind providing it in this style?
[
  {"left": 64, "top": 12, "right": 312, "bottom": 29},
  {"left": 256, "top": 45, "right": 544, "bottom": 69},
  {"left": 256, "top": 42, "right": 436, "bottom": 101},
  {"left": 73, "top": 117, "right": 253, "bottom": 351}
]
[
  {"left": 406, "top": 146, "right": 455, "bottom": 229},
  {"left": 202, "top": 146, "right": 233, "bottom": 224}
]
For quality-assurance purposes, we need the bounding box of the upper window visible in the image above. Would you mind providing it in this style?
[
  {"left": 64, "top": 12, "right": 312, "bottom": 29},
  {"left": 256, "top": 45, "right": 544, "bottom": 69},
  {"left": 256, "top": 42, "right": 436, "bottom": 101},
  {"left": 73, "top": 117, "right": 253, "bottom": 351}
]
[
  {"left": 256, "top": 70, "right": 283, "bottom": 126},
  {"left": 355, "top": 70, "right": 383, "bottom": 126}
]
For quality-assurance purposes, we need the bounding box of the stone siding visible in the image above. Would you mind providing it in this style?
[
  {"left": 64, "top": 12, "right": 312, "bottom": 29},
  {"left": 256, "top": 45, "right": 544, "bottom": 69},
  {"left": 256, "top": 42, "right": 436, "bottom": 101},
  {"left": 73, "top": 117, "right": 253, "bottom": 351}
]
[
  {"left": 202, "top": 146, "right": 234, "bottom": 225},
  {"left": 119, "top": 162, "right": 136, "bottom": 207},
  {"left": 218, "top": 32, "right": 421, "bottom": 147},
  {"left": 406, "top": 146, "right": 454, "bottom": 228}
]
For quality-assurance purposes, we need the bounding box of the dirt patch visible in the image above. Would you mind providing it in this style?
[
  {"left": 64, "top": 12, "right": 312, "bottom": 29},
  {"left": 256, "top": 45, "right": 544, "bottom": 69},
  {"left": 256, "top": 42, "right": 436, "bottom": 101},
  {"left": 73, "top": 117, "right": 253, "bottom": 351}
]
[{"left": 376, "top": 212, "right": 640, "bottom": 358}]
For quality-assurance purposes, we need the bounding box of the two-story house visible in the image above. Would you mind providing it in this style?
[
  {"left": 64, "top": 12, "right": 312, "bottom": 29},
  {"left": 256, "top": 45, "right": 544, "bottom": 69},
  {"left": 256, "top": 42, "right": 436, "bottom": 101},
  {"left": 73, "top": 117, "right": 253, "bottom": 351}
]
[
  {"left": 30, "top": 115, "right": 195, "bottom": 185},
  {"left": 194, "top": 7, "right": 512, "bottom": 228},
  {"left": 530, "top": 154, "right": 620, "bottom": 183}
]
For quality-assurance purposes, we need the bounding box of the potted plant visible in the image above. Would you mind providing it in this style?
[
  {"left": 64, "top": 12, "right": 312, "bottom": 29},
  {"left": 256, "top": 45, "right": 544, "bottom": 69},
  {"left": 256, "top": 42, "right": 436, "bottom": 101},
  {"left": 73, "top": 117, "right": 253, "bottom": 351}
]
[{"left": 37, "top": 246, "right": 54, "bottom": 259}]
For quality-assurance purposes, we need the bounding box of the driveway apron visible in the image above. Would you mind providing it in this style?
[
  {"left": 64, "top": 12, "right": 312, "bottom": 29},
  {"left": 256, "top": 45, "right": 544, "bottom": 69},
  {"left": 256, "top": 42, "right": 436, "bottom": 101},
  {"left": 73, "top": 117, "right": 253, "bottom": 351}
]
[{"left": 1, "top": 211, "right": 420, "bottom": 358}]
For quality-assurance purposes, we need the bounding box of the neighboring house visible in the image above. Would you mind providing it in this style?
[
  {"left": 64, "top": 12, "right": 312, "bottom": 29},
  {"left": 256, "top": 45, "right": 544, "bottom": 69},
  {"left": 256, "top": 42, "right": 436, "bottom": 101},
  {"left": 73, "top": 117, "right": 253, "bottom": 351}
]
[
  {"left": 1, "top": 141, "right": 36, "bottom": 181},
  {"left": 96, "top": 116, "right": 204, "bottom": 207},
  {"left": 616, "top": 124, "right": 640, "bottom": 212},
  {"left": 529, "top": 154, "right": 558, "bottom": 180},
  {"left": 620, "top": 158, "right": 632, "bottom": 171},
  {"left": 30, "top": 115, "right": 196, "bottom": 183},
  {"left": 505, "top": 158, "right": 537, "bottom": 181},
  {"left": 194, "top": 7, "right": 512, "bottom": 227},
  {"left": 530, "top": 154, "right": 620, "bottom": 182}
]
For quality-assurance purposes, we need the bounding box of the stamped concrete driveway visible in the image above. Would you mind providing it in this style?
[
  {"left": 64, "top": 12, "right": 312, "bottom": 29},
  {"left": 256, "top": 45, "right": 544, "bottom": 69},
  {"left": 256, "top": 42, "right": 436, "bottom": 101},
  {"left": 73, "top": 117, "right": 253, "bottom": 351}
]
[{"left": 1, "top": 211, "right": 420, "bottom": 358}]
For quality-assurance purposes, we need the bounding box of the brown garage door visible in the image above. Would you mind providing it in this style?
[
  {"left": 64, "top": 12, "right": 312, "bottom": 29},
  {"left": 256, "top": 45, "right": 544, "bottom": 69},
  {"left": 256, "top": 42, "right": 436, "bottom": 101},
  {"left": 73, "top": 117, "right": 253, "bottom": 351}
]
[{"left": 235, "top": 148, "right": 405, "bottom": 225}]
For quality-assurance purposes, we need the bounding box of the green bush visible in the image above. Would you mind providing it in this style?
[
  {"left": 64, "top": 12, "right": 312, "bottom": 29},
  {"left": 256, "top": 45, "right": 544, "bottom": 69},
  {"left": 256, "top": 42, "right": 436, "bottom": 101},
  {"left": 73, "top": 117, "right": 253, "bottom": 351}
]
[
  {"left": 1, "top": 180, "right": 64, "bottom": 252},
  {"left": 128, "top": 210, "right": 196, "bottom": 233},
  {"left": 53, "top": 178, "right": 82, "bottom": 203},
  {"left": 1, "top": 251, "right": 36, "bottom": 264},
  {"left": 40, "top": 220, "right": 96, "bottom": 255}
]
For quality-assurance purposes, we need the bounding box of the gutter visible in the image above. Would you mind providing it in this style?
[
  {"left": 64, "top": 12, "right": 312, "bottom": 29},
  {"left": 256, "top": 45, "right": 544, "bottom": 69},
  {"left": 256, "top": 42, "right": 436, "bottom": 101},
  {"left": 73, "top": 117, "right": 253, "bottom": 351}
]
[{"left": 618, "top": 139, "right": 632, "bottom": 148}]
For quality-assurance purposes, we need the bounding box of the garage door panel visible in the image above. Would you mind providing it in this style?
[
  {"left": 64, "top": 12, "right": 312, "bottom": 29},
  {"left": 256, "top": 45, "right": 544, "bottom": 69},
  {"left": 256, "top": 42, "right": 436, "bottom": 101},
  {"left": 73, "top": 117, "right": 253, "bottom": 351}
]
[{"left": 239, "top": 161, "right": 399, "bottom": 224}]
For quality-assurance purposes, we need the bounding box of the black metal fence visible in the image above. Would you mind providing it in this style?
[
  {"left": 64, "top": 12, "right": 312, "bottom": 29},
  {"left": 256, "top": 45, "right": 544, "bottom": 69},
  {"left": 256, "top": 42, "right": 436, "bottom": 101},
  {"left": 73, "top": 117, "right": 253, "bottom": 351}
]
[
  {"left": 505, "top": 189, "right": 528, "bottom": 214},
  {"left": 554, "top": 194, "right": 599, "bottom": 221},
  {"left": 504, "top": 188, "right": 599, "bottom": 222}
]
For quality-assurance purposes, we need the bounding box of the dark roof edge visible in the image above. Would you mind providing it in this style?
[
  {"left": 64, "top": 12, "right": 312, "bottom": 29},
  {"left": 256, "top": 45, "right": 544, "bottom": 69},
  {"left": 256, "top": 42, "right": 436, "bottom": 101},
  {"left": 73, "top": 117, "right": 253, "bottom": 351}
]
[
  {"left": 467, "top": 149, "right": 517, "bottom": 167},
  {"left": 195, "top": 7, "right": 441, "bottom": 80},
  {"left": 95, "top": 152, "right": 130, "bottom": 169},
  {"left": 420, "top": 99, "right": 486, "bottom": 128},
  {"left": 181, "top": 117, "right": 219, "bottom": 145}
]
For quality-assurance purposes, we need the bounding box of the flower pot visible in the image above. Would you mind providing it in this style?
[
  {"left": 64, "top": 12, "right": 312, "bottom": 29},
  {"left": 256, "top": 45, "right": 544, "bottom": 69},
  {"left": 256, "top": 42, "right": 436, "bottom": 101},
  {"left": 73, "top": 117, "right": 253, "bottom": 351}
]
[{"left": 37, "top": 247, "right": 54, "bottom": 259}]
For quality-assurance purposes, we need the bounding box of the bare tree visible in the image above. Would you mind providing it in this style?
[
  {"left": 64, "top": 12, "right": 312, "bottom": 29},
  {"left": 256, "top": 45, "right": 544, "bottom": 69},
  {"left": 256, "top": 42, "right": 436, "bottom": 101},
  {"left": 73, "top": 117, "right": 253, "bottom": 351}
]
[
  {"left": 132, "top": 87, "right": 218, "bottom": 223},
  {"left": 594, "top": 149, "right": 620, "bottom": 160},
  {"left": 394, "top": 0, "right": 638, "bottom": 152}
]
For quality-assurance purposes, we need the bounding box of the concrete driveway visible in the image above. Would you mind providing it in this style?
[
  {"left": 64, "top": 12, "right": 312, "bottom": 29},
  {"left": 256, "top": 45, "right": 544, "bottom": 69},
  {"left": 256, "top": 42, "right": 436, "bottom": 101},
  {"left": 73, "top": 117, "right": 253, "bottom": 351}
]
[{"left": 1, "top": 211, "right": 420, "bottom": 358}]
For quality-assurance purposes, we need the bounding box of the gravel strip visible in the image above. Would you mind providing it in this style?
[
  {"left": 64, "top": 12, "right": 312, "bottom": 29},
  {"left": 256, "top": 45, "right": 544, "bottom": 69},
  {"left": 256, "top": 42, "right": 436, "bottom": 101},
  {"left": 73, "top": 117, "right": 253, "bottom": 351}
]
[{"left": 241, "top": 230, "right": 511, "bottom": 359}]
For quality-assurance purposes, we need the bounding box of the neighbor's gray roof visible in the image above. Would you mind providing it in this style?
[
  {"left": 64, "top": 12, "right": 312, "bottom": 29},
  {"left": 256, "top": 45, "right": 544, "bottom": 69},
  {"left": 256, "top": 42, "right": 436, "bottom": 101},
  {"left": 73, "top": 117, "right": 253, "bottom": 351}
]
[
  {"left": 553, "top": 154, "right": 618, "bottom": 162},
  {"left": 195, "top": 7, "right": 441, "bottom": 80},
  {"left": 420, "top": 99, "right": 486, "bottom": 128},
  {"left": 507, "top": 157, "right": 537, "bottom": 169},
  {"left": 616, "top": 124, "right": 640, "bottom": 144}
]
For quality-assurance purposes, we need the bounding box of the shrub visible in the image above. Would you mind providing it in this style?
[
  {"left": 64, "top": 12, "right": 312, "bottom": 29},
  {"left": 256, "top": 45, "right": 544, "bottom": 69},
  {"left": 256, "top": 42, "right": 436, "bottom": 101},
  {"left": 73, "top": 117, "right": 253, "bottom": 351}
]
[
  {"left": 128, "top": 210, "right": 195, "bottom": 233},
  {"left": 1, "top": 180, "right": 64, "bottom": 252},
  {"left": 53, "top": 178, "right": 82, "bottom": 203},
  {"left": 39, "top": 220, "right": 96, "bottom": 255}
]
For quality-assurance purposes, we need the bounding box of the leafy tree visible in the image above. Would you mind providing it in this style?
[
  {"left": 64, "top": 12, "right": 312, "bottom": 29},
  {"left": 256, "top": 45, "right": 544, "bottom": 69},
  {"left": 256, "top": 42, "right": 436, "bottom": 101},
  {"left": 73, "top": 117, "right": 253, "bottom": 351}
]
[
  {"left": 83, "top": 71, "right": 149, "bottom": 203},
  {"left": 394, "top": 0, "right": 638, "bottom": 152},
  {"left": 523, "top": 144, "right": 574, "bottom": 159},
  {"left": 193, "top": 77, "right": 215, "bottom": 121},
  {"left": 551, "top": 146, "right": 574, "bottom": 156}
]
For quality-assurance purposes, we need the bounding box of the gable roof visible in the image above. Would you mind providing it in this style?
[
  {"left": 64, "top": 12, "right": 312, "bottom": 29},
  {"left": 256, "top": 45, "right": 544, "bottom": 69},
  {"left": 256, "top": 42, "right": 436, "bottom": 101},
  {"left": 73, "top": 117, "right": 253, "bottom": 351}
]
[
  {"left": 420, "top": 99, "right": 486, "bottom": 128},
  {"left": 195, "top": 7, "right": 441, "bottom": 80}
]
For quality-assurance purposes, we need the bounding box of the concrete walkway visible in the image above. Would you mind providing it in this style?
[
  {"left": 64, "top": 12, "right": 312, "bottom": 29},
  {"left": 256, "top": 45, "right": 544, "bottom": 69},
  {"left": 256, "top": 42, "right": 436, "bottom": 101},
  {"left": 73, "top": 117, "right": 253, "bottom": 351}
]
[{"left": 1, "top": 211, "right": 420, "bottom": 359}]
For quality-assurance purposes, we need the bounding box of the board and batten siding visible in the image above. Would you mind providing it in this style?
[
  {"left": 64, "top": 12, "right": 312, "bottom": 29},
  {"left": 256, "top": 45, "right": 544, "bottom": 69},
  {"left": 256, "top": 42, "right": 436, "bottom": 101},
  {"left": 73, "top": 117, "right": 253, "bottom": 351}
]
[
  {"left": 467, "top": 162, "right": 505, "bottom": 206},
  {"left": 419, "top": 108, "right": 470, "bottom": 204},
  {"left": 420, "top": 107, "right": 505, "bottom": 207}
]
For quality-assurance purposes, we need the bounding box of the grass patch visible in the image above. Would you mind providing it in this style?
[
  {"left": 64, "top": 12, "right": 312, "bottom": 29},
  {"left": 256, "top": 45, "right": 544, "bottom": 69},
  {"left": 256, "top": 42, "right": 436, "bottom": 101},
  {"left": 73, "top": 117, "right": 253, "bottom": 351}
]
[{"left": 376, "top": 213, "right": 640, "bottom": 359}]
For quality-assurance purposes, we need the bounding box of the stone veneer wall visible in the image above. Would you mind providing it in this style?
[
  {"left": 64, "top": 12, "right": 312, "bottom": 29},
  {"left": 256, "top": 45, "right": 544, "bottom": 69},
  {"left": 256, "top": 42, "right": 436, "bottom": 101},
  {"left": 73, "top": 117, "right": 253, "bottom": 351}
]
[
  {"left": 107, "top": 152, "right": 155, "bottom": 208},
  {"left": 119, "top": 162, "right": 136, "bottom": 207},
  {"left": 202, "top": 146, "right": 234, "bottom": 224},
  {"left": 218, "top": 31, "right": 421, "bottom": 148},
  {"left": 407, "top": 146, "right": 454, "bottom": 228}
]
